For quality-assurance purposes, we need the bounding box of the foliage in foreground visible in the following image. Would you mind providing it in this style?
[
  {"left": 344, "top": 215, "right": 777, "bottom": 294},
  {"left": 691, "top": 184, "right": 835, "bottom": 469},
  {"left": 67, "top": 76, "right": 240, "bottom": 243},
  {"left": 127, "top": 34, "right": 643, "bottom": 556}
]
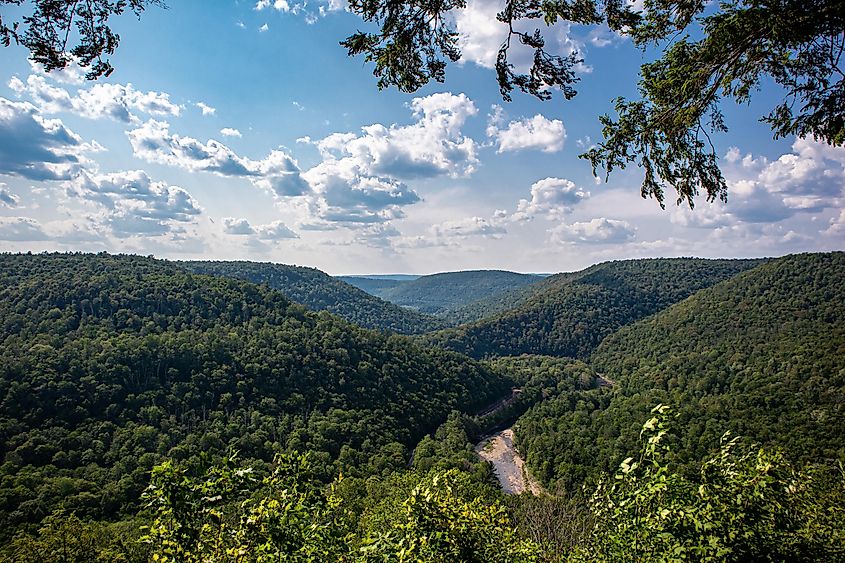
[
  {"left": 4, "top": 404, "right": 845, "bottom": 561},
  {"left": 572, "top": 406, "right": 845, "bottom": 562},
  {"left": 140, "top": 453, "right": 539, "bottom": 562}
]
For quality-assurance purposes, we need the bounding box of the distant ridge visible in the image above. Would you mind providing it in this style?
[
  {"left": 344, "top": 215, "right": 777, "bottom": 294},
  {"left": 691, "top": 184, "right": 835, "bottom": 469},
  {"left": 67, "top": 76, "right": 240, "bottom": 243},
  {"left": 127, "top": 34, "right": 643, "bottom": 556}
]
[
  {"left": 345, "top": 270, "right": 543, "bottom": 317},
  {"left": 182, "top": 261, "right": 444, "bottom": 334},
  {"left": 425, "top": 258, "right": 766, "bottom": 358}
]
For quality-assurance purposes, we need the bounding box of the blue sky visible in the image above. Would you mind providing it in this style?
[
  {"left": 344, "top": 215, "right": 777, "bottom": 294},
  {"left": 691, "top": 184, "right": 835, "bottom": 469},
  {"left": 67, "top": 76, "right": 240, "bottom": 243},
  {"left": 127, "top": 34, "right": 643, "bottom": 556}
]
[{"left": 0, "top": 0, "right": 842, "bottom": 274}]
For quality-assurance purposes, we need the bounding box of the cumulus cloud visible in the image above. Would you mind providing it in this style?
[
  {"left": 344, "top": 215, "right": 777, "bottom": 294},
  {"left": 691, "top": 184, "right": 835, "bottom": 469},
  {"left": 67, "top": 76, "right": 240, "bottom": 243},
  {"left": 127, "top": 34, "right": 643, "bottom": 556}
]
[
  {"left": 487, "top": 107, "right": 566, "bottom": 153},
  {"left": 222, "top": 217, "right": 256, "bottom": 235},
  {"left": 256, "top": 220, "right": 298, "bottom": 239},
  {"left": 289, "top": 92, "right": 477, "bottom": 227},
  {"left": 127, "top": 119, "right": 309, "bottom": 197},
  {"left": 68, "top": 170, "right": 202, "bottom": 237},
  {"left": 676, "top": 138, "right": 845, "bottom": 229},
  {"left": 129, "top": 93, "right": 475, "bottom": 232},
  {"left": 432, "top": 215, "right": 507, "bottom": 238},
  {"left": 587, "top": 26, "right": 622, "bottom": 47},
  {"left": 315, "top": 92, "right": 479, "bottom": 179},
  {"left": 513, "top": 177, "right": 589, "bottom": 221},
  {"left": 0, "top": 97, "right": 91, "bottom": 181},
  {"left": 28, "top": 58, "right": 85, "bottom": 85},
  {"left": 550, "top": 218, "right": 636, "bottom": 244},
  {"left": 826, "top": 210, "right": 845, "bottom": 236},
  {"left": 256, "top": 0, "right": 291, "bottom": 10},
  {"left": 128, "top": 119, "right": 252, "bottom": 175},
  {"left": 0, "top": 216, "right": 50, "bottom": 241},
  {"left": 220, "top": 127, "right": 242, "bottom": 137},
  {"left": 222, "top": 217, "right": 297, "bottom": 239},
  {"left": 196, "top": 102, "right": 216, "bottom": 116},
  {"left": 396, "top": 211, "right": 508, "bottom": 249},
  {"left": 0, "top": 185, "right": 19, "bottom": 207},
  {"left": 302, "top": 158, "right": 420, "bottom": 224},
  {"left": 452, "top": 0, "right": 585, "bottom": 73},
  {"left": 452, "top": 0, "right": 507, "bottom": 68},
  {"left": 9, "top": 74, "right": 180, "bottom": 123}
]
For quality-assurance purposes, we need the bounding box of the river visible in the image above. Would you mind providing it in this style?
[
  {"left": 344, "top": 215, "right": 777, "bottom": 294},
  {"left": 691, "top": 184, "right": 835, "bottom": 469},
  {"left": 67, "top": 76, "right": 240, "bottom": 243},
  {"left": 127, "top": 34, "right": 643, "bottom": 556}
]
[{"left": 475, "top": 428, "right": 542, "bottom": 495}]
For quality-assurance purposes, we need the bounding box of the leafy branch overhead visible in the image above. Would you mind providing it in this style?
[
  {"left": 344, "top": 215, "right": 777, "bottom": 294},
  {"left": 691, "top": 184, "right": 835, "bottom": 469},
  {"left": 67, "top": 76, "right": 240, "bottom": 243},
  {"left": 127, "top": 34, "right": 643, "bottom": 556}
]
[
  {"left": 342, "top": 0, "right": 845, "bottom": 207},
  {"left": 0, "top": 0, "right": 163, "bottom": 79},
  {"left": 2, "top": 1, "right": 843, "bottom": 207}
]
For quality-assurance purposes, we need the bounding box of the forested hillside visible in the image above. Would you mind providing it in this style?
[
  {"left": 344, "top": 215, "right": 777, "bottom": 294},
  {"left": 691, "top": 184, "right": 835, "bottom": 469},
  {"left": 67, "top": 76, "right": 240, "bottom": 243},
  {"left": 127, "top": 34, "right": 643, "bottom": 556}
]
[
  {"left": 336, "top": 276, "right": 409, "bottom": 295},
  {"left": 358, "top": 270, "right": 543, "bottom": 317},
  {"left": 515, "top": 252, "right": 845, "bottom": 491},
  {"left": 0, "top": 253, "right": 508, "bottom": 539},
  {"left": 182, "top": 261, "right": 443, "bottom": 334},
  {"left": 425, "top": 258, "right": 765, "bottom": 359},
  {"left": 446, "top": 280, "right": 550, "bottom": 325}
]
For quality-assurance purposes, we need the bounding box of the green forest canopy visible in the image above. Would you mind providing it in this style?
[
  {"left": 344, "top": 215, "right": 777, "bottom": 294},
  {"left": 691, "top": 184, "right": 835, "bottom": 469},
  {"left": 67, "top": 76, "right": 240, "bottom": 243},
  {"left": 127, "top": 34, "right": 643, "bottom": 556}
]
[
  {"left": 0, "top": 252, "right": 509, "bottom": 540},
  {"left": 515, "top": 252, "right": 845, "bottom": 491},
  {"left": 425, "top": 258, "right": 764, "bottom": 359}
]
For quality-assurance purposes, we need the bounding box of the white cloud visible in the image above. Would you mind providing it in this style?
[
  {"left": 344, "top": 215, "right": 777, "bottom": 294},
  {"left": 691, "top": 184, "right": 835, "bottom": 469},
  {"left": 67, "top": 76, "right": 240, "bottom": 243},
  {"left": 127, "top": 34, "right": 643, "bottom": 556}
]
[
  {"left": 0, "top": 217, "right": 49, "bottom": 240},
  {"left": 256, "top": 220, "right": 298, "bottom": 239},
  {"left": 0, "top": 185, "right": 19, "bottom": 207},
  {"left": 587, "top": 26, "right": 622, "bottom": 47},
  {"left": 28, "top": 58, "right": 85, "bottom": 85},
  {"left": 68, "top": 170, "right": 202, "bottom": 237},
  {"left": 220, "top": 127, "right": 242, "bottom": 137},
  {"left": 452, "top": 0, "right": 507, "bottom": 68},
  {"left": 225, "top": 217, "right": 298, "bottom": 241},
  {"left": 432, "top": 216, "right": 507, "bottom": 238},
  {"left": 513, "top": 177, "right": 588, "bottom": 221},
  {"left": 315, "top": 92, "right": 479, "bottom": 179},
  {"left": 128, "top": 119, "right": 253, "bottom": 175},
  {"left": 126, "top": 119, "right": 310, "bottom": 197},
  {"left": 253, "top": 150, "right": 311, "bottom": 196},
  {"left": 676, "top": 138, "right": 845, "bottom": 229},
  {"left": 826, "top": 209, "right": 845, "bottom": 236},
  {"left": 550, "top": 218, "right": 636, "bottom": 244},
  {"left": 10, "top": 74, "right": 181, "bottom": 122},
  {"left": 256, "top": 0, "right": 291, "bottom": 10},
  {"left": 196, "top": 102, "right": 217, "bottom": 116},
  {"left": 0, "top": 97, "right": 90, "bottom": 181},
  {"left": 222, "top": 217, "right": 256, "bottom": 235},
  {"left": 452, "top": 0, "right": 584, "bottom": 74},
  {"left": 487, "top": 107, "right": 566, "bottom": 153},
  {"left": 286, "top": 92, "right": 477, "bottom": 227},
  {"left": 302, "top": 158, "right": 420, "bottom": 221}
]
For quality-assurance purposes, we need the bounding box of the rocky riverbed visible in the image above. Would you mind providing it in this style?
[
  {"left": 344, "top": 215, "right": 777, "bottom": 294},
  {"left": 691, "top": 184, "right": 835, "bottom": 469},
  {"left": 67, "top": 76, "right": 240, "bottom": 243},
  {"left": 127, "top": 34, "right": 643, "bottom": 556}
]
[{"left": 475, "top": 428, "right": 542, "bottom": 495}]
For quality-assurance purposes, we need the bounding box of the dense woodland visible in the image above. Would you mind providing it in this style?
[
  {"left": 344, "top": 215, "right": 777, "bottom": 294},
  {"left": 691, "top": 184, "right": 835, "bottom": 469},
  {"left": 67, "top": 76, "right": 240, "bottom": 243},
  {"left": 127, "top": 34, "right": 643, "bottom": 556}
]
[
  {"left": 337, "top": 276, "right": 408, "bottom": 296},
  {"left": 515, "top": 253, "right": 845, "bottom": 491},
  {"left": 0, "top": 251, "right": 843, "bottom": 561},
  {"left": 0, "top": 253, "right": 508, "bottom": 542},
  {"left": 424, "top": 259, "right": 764, "bottom": 359},
  {"left": 346, "top": 270, "right": 543, "bottom": 318},
  {"left": 183, "top": 261, "right": 443, "bottom": 334}
]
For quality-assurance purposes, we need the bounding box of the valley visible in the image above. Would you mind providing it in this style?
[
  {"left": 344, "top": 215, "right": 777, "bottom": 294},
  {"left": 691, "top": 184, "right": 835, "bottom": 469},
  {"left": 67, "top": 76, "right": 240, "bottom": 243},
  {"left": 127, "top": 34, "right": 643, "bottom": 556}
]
[{"left": 0, "top": 251, "right": 843, "bottom": 561}]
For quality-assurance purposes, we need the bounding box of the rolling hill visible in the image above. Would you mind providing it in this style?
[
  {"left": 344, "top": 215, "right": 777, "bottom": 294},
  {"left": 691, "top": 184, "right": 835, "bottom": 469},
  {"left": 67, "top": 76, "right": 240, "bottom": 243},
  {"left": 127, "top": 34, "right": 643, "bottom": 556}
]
[
  {"left": 425, "top": 258, "right": 765, "bottom": 359},
  {"left": 182, "top": 261, "right": 443, "bottom": 334},
  {"left": 515, "top": 252, "right": 845, "bottom": 490},
  {"left": 0, "top": 253, "right": 508, "bottom": 538},
  {"left": 360, "top": 270, "right": 544, "bottom": 317}
]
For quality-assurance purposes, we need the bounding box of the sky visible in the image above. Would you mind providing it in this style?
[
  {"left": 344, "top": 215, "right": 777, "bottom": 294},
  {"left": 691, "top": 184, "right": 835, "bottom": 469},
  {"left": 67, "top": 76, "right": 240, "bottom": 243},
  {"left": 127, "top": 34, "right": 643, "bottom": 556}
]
[{"left": 0, "top": 1, "right": 842, "bottom": 274}]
